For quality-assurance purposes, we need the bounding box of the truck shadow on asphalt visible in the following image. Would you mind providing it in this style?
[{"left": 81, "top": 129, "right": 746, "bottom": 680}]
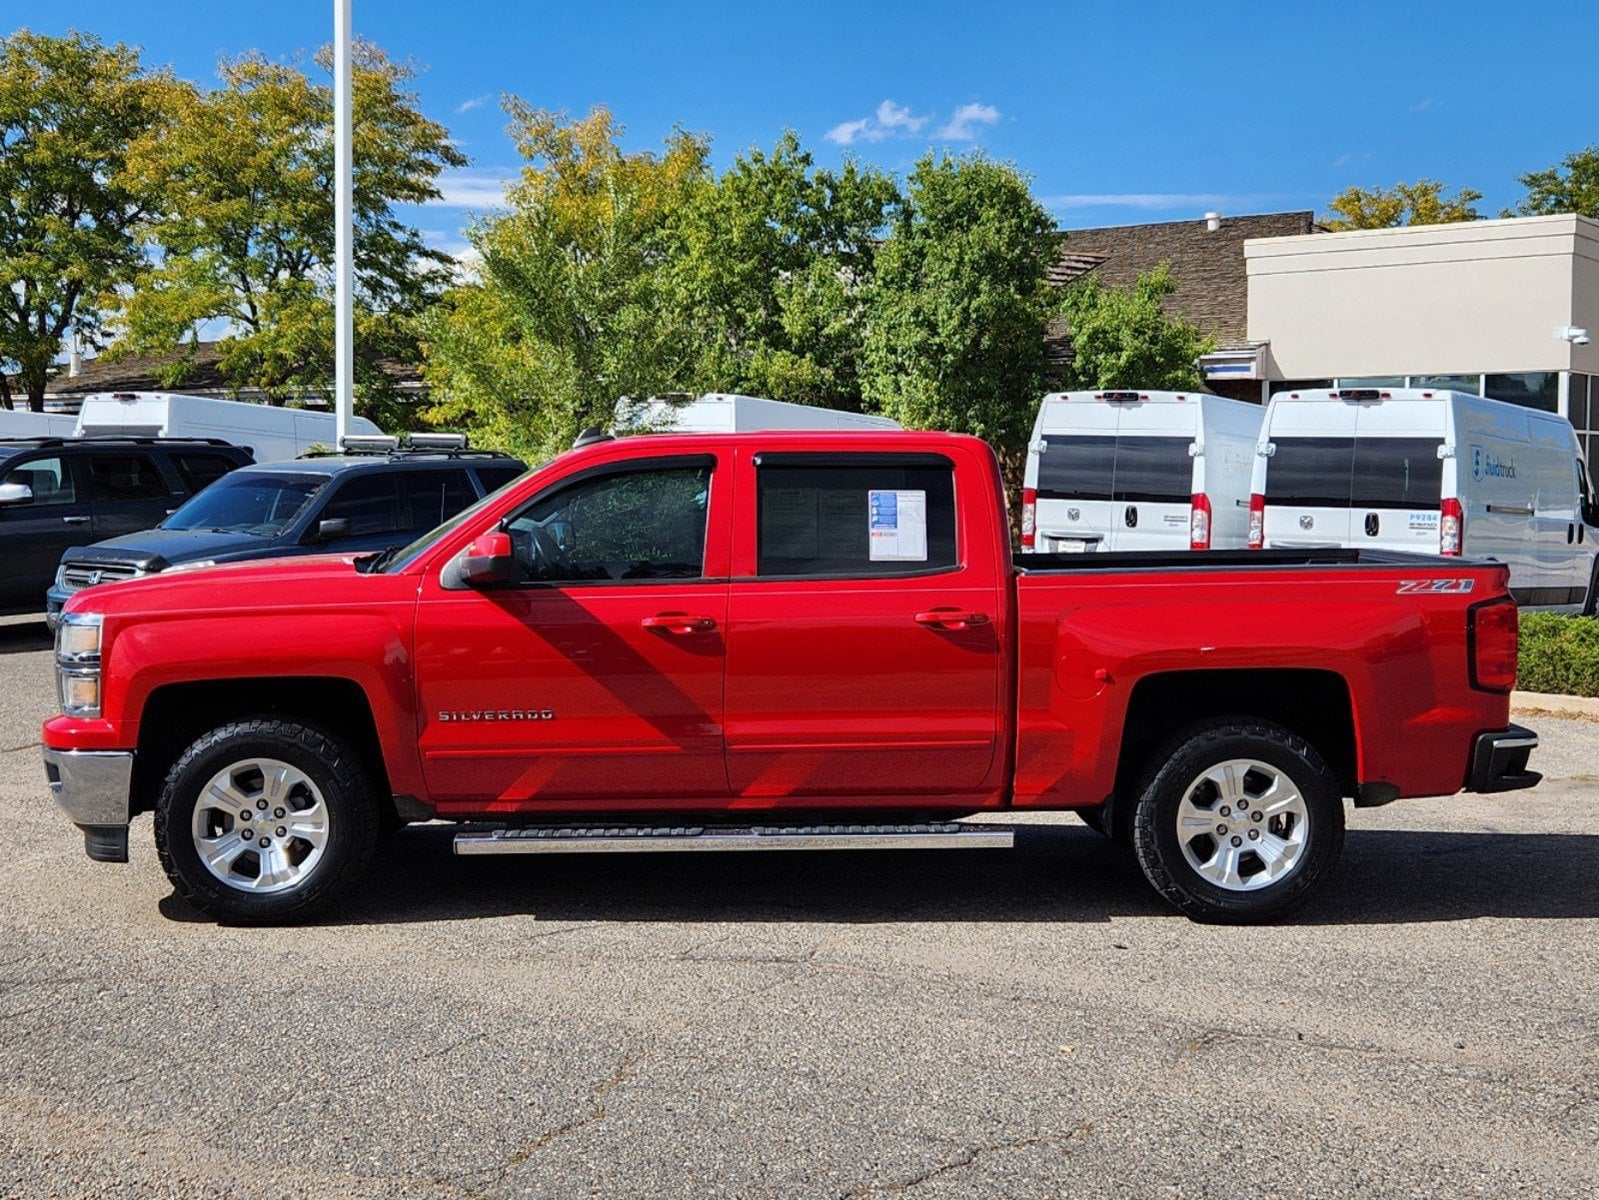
[
  {"left": 0, "top": 621, "right": 51, "bottom": 656},
  {"left": 160, "top": 822, "right": 1599, "bottom": 926}
]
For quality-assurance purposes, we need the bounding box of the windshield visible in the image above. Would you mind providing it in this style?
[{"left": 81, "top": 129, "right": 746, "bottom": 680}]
[{"left": 162, "top": 472, "right": 329, "bottom": 536}]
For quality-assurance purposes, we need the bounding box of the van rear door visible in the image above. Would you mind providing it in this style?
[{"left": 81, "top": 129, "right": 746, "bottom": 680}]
[
  {"left": 1350, "top": 401, "right": 1444, "bottom": 553},
  {"left": 1110, "top": 399, "right": 1198, "bottom": 550},
  {"left": 1261, "top": 400, "right": 1354, "bottom": 547},
  {"left": 1033, "top": 401, "right": 1118, "bottom": 551}
]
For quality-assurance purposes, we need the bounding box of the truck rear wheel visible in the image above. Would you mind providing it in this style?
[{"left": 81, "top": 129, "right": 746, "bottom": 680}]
[
  {"left": 154, "top": 718, "right": 380, "bottom": 924},
  {"left": 1130, "top": 718, "right": 1344, "bottom": 923}
]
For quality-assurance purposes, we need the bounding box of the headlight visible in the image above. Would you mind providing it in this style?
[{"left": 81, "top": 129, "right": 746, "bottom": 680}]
[
  {"left": 56, "top": 612, "right": 103, "bottom": 717},
  {"left": 56, "top": 611, "right": 102, "bottom": 663}
]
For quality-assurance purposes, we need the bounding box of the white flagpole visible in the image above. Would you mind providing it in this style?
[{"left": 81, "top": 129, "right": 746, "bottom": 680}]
[{"left": 333, "top": 0, "right": 354, "bottom": 446}]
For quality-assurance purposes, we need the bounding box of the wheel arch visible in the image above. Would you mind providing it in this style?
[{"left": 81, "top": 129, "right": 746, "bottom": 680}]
[{"left": 132, "top": 677, "right": 392, "bottom": 820}]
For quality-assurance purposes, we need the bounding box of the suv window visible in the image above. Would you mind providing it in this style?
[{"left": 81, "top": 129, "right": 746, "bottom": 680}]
[
  {"left": 319, "top": 474, "right": 402, "bottom": 537},
  {"left": 473, "top": 464, "right": 524, "bottom": 494},
  {"left": 171, "top": 452, "right": 238, "bottom": 494},
  {"left": 2, "top": 455, "right": 77, "bottom": 505},
  {"left": 398, "top": 469, "right": 476, "bottom": 533},
  {"left": 505, "top": 464, "right": 711, "bottom": 582},
  {"left": 87, "top": 453, "right": 169, "bottom": 502},
  {"left": 756, "top": 455, "right": 958, "bottom": 577}
]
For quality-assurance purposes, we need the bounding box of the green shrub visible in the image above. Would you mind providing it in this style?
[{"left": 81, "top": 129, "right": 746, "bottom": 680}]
[{"left": 1518, "top": 612, "right": 1599, "bottom": 696}]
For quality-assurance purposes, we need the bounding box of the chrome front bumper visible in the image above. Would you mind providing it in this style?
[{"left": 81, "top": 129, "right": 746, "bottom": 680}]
[{"left": 42, "top": 747, "right": 134, "bottom": 862}]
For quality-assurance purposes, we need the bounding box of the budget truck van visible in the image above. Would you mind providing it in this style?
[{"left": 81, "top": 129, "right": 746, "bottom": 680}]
[
  {"left": 74, "top": 392, "right": 384, "bottom": 463},
  {"left": 1020, "top": 390, "right": 1264, "bottom": 553},
  {"left": 615, "top": 393, "right": 902, "bottom": 434},
  {"left": 1249, "top": 387, "right": 1599, "bottom": 612}
]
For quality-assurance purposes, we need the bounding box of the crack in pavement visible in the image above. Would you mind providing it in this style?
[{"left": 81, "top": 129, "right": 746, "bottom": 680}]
[{"left": 840, "top": 1122, "right": 1094, "bottom": 1198}]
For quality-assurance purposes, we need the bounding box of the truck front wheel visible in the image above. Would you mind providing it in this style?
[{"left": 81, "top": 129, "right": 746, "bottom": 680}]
[
  {"left": 1131, "top": 718, "right": 1344, "bottom": 923},
  {"left": 154, "top": 719, "right": 381, "bottom": 924}
]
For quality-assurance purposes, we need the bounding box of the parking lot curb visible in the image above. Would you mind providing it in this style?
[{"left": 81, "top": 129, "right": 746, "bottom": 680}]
[{"left": 1511, "top": 690, "right": 1599, "bottom": 720}]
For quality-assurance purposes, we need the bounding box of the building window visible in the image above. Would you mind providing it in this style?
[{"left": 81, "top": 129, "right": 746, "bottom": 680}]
[
  {"left": 1336, "top": 376, "right": 1406, "bottom": 388},
  {"left": 1484, "top": 372, "right": 1559, "bottom": 412},
  {"left": 1569, "top": 374, "right": 1591, "bottom": 432},
  {"left": 1409, "top": 374, "right": 1483, "bottom": 394}
]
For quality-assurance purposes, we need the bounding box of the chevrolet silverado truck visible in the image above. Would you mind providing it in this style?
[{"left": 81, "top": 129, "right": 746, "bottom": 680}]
[{"left": 42, "top": 430, "right": 1540, "bottom": 924}]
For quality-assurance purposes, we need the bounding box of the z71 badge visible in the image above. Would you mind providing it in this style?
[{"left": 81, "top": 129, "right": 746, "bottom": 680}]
[{"left": 1396, "top": 579, "right": 1474, "bottom": 595}]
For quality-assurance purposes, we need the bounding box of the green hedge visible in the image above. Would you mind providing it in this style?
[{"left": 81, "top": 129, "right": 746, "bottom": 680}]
[{"left": 1518, "top": 612, "right": 1599, "bottom": 696}]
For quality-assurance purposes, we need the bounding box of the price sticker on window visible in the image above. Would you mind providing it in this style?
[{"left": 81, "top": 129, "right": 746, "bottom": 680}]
[{"left": 868, "top": 489, "right": 927, "bottom": 561}]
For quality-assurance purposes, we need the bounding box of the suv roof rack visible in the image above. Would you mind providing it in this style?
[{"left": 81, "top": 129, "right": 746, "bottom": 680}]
[{"left": 0, "top": 435, "right": 237, "bottom": 449}]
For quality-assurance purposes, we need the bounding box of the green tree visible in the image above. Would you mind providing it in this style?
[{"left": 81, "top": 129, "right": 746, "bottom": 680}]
[
  {"left": 1324, "top": 180, "right": 1482, "bottom": 230},
  {"left": 860, "top": 152, "right": 1057, "bottom": 476},
  {"left": 420, "top": 105, "right": 710, "bottom": 461},
  {"left": 0, "top": 30, "right": 175, "bottom": 410},
  {"left": 115, "top": 42, "right": 463, "bottom": 417},
  {"left": 1057, "top": 263, "right": 1214, "bottom": 393},
  {"left": 1508, "top": 146, "right": 1599, "bottom": 219},
  {"left": 667, "top": 132, "right": 900, "bottom": 408}
]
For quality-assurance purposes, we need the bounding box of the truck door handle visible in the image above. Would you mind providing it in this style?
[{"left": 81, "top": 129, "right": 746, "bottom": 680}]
[
  {"left": 62, "top": 516, "right": 90, "bottom": 525},
  {"left": 640, "top": 613, "right": 717, "bottom": 635},
  {"left": 915, "top": 609, "right": 990, "bottom": 631}
]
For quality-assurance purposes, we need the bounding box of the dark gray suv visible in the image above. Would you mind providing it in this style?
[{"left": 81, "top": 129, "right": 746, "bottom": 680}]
[
  {"left": 0, "top": 437, "right": 254, "bottom": 620},
  {"left": 47, "top": 447, "right": 526, "bottom": 625}
]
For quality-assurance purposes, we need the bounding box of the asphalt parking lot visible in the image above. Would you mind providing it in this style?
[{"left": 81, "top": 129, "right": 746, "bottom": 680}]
[{"left": 1, "top": 613, "right": 1596, "bottom": 1199}]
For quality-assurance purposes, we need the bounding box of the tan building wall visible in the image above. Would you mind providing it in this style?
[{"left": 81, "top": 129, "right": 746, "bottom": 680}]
[{"left": 1246, "top": 214, "right": 1599, "bottom": 381}]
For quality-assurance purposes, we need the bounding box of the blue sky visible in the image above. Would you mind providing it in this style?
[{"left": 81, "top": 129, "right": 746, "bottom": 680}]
[{"left": 13, "top": 0, "right": 1599, "bottom": 259}]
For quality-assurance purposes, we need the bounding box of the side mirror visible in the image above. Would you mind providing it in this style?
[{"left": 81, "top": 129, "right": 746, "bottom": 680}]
[
  {"left": 456, "top": 531, "right": 515, "bottom": 586},
  {"left": 0, "top": 481, "right": 33, "bottom": 506},
  {"left": 316, "top": 517, "right": 351, "bottom": 542}
]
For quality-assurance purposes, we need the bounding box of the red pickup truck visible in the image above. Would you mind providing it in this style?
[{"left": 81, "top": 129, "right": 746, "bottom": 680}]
[{"left": 43, "top": 430, "right": 1539, "bottom": 924}]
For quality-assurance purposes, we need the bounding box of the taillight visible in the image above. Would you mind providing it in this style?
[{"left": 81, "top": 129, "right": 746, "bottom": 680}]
[
  {"left": 1468, "top": 596, "right": 1518, "bottom": 693},
  {"left": 1247, "top": 493, "right": 1264, "bottom": 549},
  {"left": 1440, "top": 497, "right": 1463, "bottom": 556},
  {"left": 1021, "top": 487, "right": 1037, "bottom": 549},
  {"left": 1190, "top": 493, "right": 1212, "bottom": 550}
]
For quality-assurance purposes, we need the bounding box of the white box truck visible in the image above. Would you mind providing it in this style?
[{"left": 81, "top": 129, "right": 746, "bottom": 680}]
[
  {"left": 0, "top": 408, "right": 78, "bottom": 437},
  {"left": 73, "top": 392, "right": 383, "bottom": 462},
  {"left": 1249, "top": 386, "right": 1599, "bottom": 611},
  {"left": 1020, "top": 390, "right": 1264, "bottom": 553},
  {"left": 615, "top": 393, "right": 902, "bottom": 434}
]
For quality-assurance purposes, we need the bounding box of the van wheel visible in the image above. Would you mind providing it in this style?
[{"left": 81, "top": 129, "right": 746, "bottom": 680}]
[
  {"left": 1131, "top": 718, "right": 1344, "bottom": 923},
  {"left": 154, "top": 718, "right": 381, "bottom": 925}
]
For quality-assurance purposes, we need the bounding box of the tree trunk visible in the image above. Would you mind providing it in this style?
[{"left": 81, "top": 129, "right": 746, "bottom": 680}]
[{"left": 0, "top": 371, "right": 11, "bottom": 411}]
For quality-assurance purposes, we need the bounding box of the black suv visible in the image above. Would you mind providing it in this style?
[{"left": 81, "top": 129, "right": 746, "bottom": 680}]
[
  {"left": 0, "top": 437, "right": 254, "bottom": 619},
  {"left": 47, "top": 446, "right": 526, "bottom": 624}
]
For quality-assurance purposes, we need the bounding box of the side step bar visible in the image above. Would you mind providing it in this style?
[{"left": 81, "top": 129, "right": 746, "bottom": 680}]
[{"left": 454, "top": 822, "right": 1015, "bottom": 856}]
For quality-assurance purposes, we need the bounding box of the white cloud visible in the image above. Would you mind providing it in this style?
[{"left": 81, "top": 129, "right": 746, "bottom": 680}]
[
  {"left": 427, "top": 168, "right": 516, "bottom": 208},
  {"left": 455, "top": 94, "right": 491, "bottom": 115},
  {"left": 824, "top": 118, "right": 873, "bottom": 146},
  {"left": 940, "top": 102, "right": 1000, "bottom": 141},
  {"left": 1411, "top": 97, "right": 1440, "bottom": 113},
  {"left": 824, "top": 99, "right": 931, "bottom": 145}
]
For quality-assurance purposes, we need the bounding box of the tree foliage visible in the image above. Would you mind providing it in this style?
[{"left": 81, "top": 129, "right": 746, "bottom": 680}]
[
  {"left": 115, "top": 42, "right": 463, "bottom": 415},
  {"left": 1057, "top": 263, "right": 1213, "bottom": 393},
  {"left": 1508, "top": 146, "right": 1599, "bottom": 219},
  {"left": 421, "top": 105, "right": 710, "bottom": 461},
  {"left": 668, "top": 133, "right": 899, "bottom": 407},
  {"left": 0, "top": 29, "right": 175, "bottom": 409},
  {"left": 860, "top": 152, "right": 1056, "bottom": 471},
  {"left": 1324, "top": 180, "right": 1483, "bottom": 230}
]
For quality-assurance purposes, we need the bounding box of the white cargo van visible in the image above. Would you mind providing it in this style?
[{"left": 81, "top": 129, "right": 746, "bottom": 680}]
[
  {"left": 1020, "top": 390, "right": 1264, "bottom": 553},
  {"left": 0, "top": 408, "right": 78, "bottom": 437},
  {"left": 74, "top": 392, "right": 382, "bottom": 462},
  {"left": 614, "top": 393, "right": 902, "bottom": 434},
  {"left": 1249, "top": 387, "right": 1599, "bottom": 611}
]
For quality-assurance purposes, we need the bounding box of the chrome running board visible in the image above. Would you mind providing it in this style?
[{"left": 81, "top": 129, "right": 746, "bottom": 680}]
[{"left": 453, "top": 822, "right": 1015, "bottom": 856}]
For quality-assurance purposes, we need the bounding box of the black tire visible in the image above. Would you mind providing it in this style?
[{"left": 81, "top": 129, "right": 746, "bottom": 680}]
[
  {"left": 1130, "top": 717, "right": 1344, "bottom": 924},
  {"left": 155, "top": 718, "right": 381, "bottom": 924}
]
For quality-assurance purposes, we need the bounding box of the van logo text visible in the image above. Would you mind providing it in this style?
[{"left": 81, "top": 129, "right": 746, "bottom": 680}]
[{"left": 1471, "top": 445, "right": 1516, "bottom": 482}]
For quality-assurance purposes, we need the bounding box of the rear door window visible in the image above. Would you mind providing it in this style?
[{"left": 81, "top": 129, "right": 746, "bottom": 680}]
[
  {"left": 755, "top": 455, "right": 958, "bottom": 577},
  {"left": 1037, "top": 436, "right": 1192, "bottom": 503},
  {"left": 1264, "top": 438, "right": 1356, "bottom": 508},
  {"left": 398, "top": 469, "right": 477, "bottom": 533},
  {"left": 170, "top": 453, "right": 238, "bottom": 494},
  {"left": 1350, "top": 438, "right": 1444, "bottom": 509},
  {"left": 472, "top": 464, "right": 525, "bottom": 494},
  {"left": 87, "top": 453, "right": 170, "bottom": 502}
]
